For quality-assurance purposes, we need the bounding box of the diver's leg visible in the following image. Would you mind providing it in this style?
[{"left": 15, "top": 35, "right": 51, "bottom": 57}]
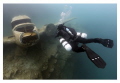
[
  {"left": 94, "top": 38, "right": 114, "bottom": 48},
  {"left": 74, "top": 37, "right": 114, "bottom": 48},
  {"left": 72, "top": 46, "right": 85, "bottom": 53},
  {"left": 74, "top": 36, "right": 98, "bottom": 43},
  {"left": 71, "top": 42, "right": 85, "bottom": 53}
]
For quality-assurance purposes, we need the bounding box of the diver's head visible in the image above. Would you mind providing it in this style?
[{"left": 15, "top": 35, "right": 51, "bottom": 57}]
[
  {"left": 11, "top": 15, "right": 40, "bottom": 47},
  {"left": 57, "top": 24, "right": 65, "bottom": 30}
]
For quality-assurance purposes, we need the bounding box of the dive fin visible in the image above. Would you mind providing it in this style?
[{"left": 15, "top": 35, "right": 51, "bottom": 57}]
[
  {"left": 82, "top": 44, "right": 106, "bottom": 68},
  {"left": 100, "top": 39, "right": 113, "bottom": 48}
]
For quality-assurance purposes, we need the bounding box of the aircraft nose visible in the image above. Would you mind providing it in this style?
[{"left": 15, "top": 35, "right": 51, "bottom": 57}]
[{"left": 21, "top": 32, "right": 38, "bottom": 44}]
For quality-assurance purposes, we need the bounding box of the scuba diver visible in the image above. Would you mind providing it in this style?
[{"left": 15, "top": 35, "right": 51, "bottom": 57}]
[{"left": 55, "top": 24, "right": 114, "bottom": 68}]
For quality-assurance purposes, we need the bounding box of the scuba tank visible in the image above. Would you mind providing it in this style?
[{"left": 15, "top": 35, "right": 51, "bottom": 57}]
[
  {"left": 77, "top": 32, "right": 87, "bottom": 38},
  {"left": 59, "top": 37, "right": 72, "bottom": 51}
]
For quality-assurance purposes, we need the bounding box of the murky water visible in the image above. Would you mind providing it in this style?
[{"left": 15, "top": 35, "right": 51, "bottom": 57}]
[{"left": 3, "top": 4, "right": 117, "bottom": 79}]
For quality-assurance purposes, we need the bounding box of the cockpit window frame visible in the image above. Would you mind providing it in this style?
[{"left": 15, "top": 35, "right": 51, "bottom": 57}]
[{"left": 14, "top": 25, "right": 35, "bottom": 32}]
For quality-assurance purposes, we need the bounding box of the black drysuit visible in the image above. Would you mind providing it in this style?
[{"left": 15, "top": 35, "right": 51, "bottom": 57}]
[{"left": 55, "top": 26, "right": 99, "bottom": 52}]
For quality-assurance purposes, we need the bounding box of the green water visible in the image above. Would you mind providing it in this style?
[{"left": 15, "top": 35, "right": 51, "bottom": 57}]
[{"left": 3, "top": 4, "right": 117, "bottom": 79}]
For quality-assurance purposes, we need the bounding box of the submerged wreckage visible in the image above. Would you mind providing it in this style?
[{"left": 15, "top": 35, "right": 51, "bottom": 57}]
[{"left": 3, "top": 15, "right": 75, "bottom": 79}]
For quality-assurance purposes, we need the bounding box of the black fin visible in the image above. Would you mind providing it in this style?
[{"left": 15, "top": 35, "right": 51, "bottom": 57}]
[
  {"left": 101, "top": 39, "right": 114, "bottom": 48},
  {"left": 82, "top": 44, "right": 106, "bottom": 68}
]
